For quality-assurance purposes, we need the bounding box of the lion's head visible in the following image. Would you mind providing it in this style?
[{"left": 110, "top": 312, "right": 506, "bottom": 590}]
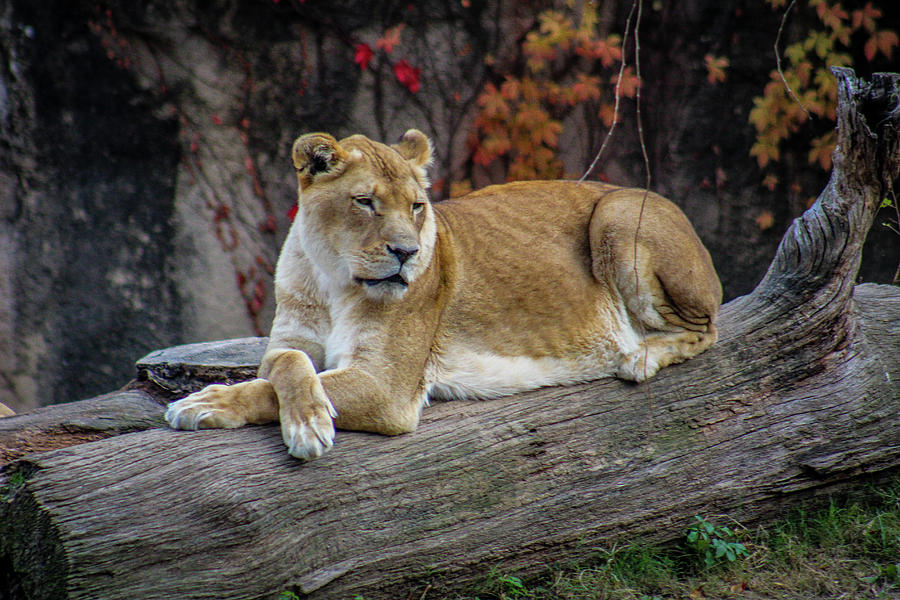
[{"left": 290, "top": 129, "right": 436, "bottom": 301}]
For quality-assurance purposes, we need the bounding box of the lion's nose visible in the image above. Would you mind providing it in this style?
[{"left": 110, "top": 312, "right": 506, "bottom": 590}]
[{"left": 387, "top": 244, "right": 418, "bottom": 265}]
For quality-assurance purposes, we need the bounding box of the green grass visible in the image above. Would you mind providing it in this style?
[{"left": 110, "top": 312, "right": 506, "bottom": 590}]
[{"left": 451, "top": 477, "right": 900, "bottom": 600}]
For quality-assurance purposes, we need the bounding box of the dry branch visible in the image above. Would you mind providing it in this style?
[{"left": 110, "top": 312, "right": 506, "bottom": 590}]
[{"left": 0, "top": 68, "right": 898, "bottom": 600}]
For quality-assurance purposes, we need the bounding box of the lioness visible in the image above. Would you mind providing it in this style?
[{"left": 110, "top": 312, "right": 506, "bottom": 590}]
[{"left": 165, "top": 129, "right": 721, "bottom": 459}]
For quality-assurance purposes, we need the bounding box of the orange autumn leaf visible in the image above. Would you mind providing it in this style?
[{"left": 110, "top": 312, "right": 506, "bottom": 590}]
[
  {"left": 376, "top": 23, "right": 405, "bottom": 53},
  {"left": 478, "top": 84, "right": 509, "bottom": 119},
  {"left": 613, "top": 67, "right": 640, "bottom": 97},
  {"left": 570, "top": 74, "right": 602, "bottom": 103},
  {"left": 750, "top": 140, "right": 780, "bottom": 168},
  {"left": 852, "top": 2, "right": 881, "bottom": 33},
  {"left": 576, "top": 36, "right": 622, "bottom": 67},
  {"left": 500, "top": 77, "right": 521, "bottom": 101},
  {"left": 808, "top": 131, "right": 836, "bottom": 170},
  {"left": 704, "top": 54, "right": 729, "bottom": 84},
  {"left": 815, "top": 1, "right": 849, "bottom": 30},
  {"left": 756, "top": 210, "right": 775, "bottom": 231},
  {"left": 469, "top": 3, "right": 630, "bottom": 182},
  {"left": 598, "top": 102, "right": 617, "bottom": 127},
  {"left": 864, "top": 29, "right": 899, "bottom": 61}
]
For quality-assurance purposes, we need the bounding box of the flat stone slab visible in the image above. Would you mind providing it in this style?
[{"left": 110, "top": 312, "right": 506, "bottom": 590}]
[{"left": 135, "top": 337, "right": 268, "bottom": 396}]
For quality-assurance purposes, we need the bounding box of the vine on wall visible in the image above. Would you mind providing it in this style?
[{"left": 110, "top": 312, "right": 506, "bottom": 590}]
[
  {"left": 89, "top": 2, "right": 281, "bottom": 335},
  {"left": 88, "top": 0, "right": 899, "bottom": 328},
  {"left": 750, "top": 0, "right": 898, "bottom": 199},
  {"left": 467, "top": 5, "right": 635, "bottom": 183}
]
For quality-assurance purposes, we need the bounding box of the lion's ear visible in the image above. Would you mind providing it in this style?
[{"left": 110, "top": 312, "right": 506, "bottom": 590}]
[
  {"left": 392, "top": 129, "right": 433, "bottom": 168},
  {"left": 292, "top": 133, "right": 349, "bottom": 189}
]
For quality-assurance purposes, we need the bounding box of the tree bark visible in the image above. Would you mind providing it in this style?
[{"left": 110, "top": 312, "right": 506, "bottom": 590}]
[{"left": 1, "top": 68, "right": 898, "bottom": 600}]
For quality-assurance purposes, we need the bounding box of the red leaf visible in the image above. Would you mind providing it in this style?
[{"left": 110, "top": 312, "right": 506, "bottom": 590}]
[
  {"left": 393, "top": 60, "right": 421, "bottom": 93},
  {"left": 259, "top": 215, "right": 276, "bottom": 233},
  {"left": 286, "top": 204, "right": 298, "bottom": 222},
  {"left": 213, "top": 203, "right": 230, "bottom": 222},
  {"left": 211, "top": 114, "right": 222, "bottom": 125},
  {"left": 354, "top": 43, "right": 373, "bottom": 70}
]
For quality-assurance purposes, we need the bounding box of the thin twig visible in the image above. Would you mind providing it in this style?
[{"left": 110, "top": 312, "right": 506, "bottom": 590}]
[
  {"left": 578, "top": 0, "right": 638, "bottom": 182},
  {"left": 775, "top": 0, "right": 811, "bottom": 118},
  {"left": 631, "top": 0, "right": 652, "bottom": 391}
]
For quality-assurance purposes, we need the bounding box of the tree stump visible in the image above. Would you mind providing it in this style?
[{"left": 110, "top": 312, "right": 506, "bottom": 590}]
[{"left": 0, "top": 68, "right": 898, "bottom": 600}]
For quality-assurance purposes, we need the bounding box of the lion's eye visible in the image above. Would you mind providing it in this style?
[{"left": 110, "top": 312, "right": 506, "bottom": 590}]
[
  {"left": 353, "top": 196, "right": 374, "bottom": 210},
  {"left": 412, "top": 202, "right": 425, "bottom": 214}
]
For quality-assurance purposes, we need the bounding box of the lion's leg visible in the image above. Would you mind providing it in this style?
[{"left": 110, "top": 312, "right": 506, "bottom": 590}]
[
  {"left": 263, "top": 348, "right": 423, "bottom": 459},
  {"left": 262, "top": 348, "right": 337, "bottom": 460},
  {"left": 318, "top": 369, "right": 421, "bottom": 436},
  {"left": 589, "top": 191, "right": 722, "bottom": 383},
  {"left": 165, "top": 378, "right": 278, "bottom": 430}
]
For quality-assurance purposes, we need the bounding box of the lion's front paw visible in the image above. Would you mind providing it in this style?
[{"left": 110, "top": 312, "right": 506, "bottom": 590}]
[
  {"left": 280, "top": 377, "right": 338, "bottom": 460},
  {"left": 165, "top": 384, "right": 249, "bottom": 430}
]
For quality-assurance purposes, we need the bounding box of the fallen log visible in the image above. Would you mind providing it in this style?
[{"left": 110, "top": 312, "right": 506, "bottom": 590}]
[
  {"left": 0, "top": 390, "right": 165, "bottom": 467},
  {"left": 0, "top": 68, "right": 898, "bottom": 600}
]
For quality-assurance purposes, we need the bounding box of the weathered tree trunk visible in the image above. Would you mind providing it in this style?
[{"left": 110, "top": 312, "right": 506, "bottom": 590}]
[{"left": 1, "top": 68, "right": 898, "bottom": 600}]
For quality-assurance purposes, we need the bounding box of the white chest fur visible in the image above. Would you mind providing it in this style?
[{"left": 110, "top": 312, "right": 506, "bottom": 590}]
[{"left": 323, "top": 301, "right": 363, "bottom": 371}]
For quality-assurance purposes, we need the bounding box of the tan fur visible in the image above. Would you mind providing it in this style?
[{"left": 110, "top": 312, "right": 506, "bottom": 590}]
[{"left": 166, "top": 130, "right": 722, "bottom": 459}]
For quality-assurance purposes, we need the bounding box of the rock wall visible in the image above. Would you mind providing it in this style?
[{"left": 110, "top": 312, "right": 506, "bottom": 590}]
[
  {"left": 1, "top": 2, "right": 186, "bottom": 411},
  {"left": 1, "top": 0, "right": 895, "bottom": 412}
]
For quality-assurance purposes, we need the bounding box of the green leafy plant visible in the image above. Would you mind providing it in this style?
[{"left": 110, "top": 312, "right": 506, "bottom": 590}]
[
  {"left": 462, "top": 478, "right": 899, "bottom": 599},
  {"left": 684, "top": 515, "right": 750, "bottom": 568},
  {"left": 0, "top": 470, "right": 28, "bottom": 501},
  {"left": 479, "top": 569, "right": 533, "bottom": 599},
  {"left": 496, "top": 575, "right": 529, "bottom": 598},
  {"left": 861, "top": 561, "right": 900, "bottom": 585},
  {"left": 877, "top": 193, "right": 900, "bottom": 284}
]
